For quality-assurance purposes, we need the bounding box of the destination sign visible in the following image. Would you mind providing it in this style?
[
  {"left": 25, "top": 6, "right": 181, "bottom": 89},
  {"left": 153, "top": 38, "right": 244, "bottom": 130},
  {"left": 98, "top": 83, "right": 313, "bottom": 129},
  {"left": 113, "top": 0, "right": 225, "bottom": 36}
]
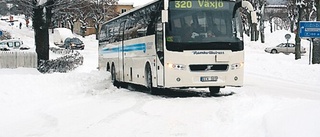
[{"left": 170, "top": 0, "right": 231, "bottom": 10}]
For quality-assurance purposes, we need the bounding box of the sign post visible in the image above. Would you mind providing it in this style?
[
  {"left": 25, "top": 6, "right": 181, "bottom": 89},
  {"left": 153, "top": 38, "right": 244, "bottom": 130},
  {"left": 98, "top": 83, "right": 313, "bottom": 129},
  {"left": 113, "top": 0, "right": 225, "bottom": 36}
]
[
  {"left": 285, "top": 34, "right": 291, "bottom": 53},
  {"left": 285, "top": 34, "right": 291, "bottom": 43},
  {"left": 299, "top": 21, "right": 320, "bottom": 65}
]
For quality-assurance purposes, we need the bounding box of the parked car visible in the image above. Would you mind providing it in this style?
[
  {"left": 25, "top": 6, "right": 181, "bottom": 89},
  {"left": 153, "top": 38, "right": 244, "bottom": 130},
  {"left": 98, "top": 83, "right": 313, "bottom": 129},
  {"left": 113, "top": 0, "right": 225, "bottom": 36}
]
[
  {"left": 63, "top": 37, "right": 85, "bottom": 50},
  {"left": 264, "top": 43, "right": 306, "bottom": 54},
  {"left": 0, "top": 39, "right": 30, "bottom": 51},
  {"left": 53, "top": 28, "right": 73, "bottom": 46}
]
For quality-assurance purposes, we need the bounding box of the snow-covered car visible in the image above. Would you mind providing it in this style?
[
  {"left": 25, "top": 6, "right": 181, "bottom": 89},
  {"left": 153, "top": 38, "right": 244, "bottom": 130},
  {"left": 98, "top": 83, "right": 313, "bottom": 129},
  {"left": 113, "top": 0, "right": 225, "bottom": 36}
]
[
  {"left": 63, "top": 37, "right": 84, "bottom": 50},
  {"left": 0, "top": 39, "right": 30, "bottom": 51},
  {"left": 264, "top": 43, "right": 306, "bottom": 54},
  {"left": 53, "top": 28, "right": 74, "bottom": 46},
  {"left": 0, "top": 16, "right": 8, "bottom": 21}
]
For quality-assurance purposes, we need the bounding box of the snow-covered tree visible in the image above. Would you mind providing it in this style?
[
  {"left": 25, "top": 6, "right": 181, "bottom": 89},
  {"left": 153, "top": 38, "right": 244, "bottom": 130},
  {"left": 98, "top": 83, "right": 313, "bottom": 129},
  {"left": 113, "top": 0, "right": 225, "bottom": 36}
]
[
  {"left": 12, "top": 0, "right": 82, "bottom": 65},
  {"left": 88, "top": 0, "right": 118, "bottom": 39},
  {"left": 0, "top": 2, "right": 9, "bottom": 15},
  {"left": 254, "top": 0, "right": 267, "bottom": 43}
]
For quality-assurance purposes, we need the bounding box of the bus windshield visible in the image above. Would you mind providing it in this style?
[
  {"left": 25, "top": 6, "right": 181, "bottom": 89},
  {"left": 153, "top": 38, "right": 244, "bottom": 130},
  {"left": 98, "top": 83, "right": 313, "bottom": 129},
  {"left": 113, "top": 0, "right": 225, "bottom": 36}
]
[{"left": 166, "top": 0, "right": 243, "bottom": 51}]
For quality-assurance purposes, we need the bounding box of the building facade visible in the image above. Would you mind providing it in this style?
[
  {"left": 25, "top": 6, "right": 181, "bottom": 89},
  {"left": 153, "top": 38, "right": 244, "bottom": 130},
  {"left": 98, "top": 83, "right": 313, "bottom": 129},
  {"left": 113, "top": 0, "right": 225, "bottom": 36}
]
[{"left": 74, "top": 3, "right": 134, "bottom": 36}]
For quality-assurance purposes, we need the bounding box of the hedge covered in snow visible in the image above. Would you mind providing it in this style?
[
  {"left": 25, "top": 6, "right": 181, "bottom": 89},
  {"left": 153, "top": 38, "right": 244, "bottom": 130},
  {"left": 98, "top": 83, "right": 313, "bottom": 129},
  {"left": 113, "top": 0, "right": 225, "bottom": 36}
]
[{"left": 37, "top": 47, "right": 83, "bottom": 73}]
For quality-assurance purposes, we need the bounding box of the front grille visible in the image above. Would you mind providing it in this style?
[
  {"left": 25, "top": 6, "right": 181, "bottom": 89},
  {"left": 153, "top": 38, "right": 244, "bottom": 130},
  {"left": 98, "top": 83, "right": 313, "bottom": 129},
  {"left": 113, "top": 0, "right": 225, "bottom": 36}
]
[{"left": 189, "top": 64, "right": 228, "bottom": 71}]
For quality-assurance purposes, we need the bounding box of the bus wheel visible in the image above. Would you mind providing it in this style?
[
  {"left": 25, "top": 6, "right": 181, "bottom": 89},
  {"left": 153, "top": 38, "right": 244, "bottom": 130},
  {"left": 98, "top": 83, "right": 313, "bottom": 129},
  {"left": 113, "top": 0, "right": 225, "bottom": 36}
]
[
  {"left": 111, "top": 65, "right": 118, "bottom": 87},
  {"left": 209, "top": 87, "right": 220, "bottom": 96},
  {"left": 145, "top": 65, "right": 156, "bottom": 95}
]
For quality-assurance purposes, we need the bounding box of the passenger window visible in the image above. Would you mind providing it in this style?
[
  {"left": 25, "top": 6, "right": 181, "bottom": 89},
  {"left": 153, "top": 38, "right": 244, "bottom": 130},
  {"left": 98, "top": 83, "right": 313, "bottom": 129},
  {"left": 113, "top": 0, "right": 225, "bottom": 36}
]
[
  {"left": 15, "top": 42, "right": 21, "bottom": 47},
  {"left": 291, "top": 44, "right": 295, "bottom": 47},
  {"left": 285, "top": 44, "right": 289, "bottom": 47},
  {"left": 7, "top": 42, "right": 13, "bottom": 47}
]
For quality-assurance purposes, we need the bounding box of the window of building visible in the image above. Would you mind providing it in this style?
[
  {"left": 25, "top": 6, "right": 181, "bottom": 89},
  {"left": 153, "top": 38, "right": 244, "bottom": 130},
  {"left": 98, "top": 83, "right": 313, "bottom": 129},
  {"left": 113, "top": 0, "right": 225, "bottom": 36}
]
[{"left": 121, "top": 8, "right": 127, "bottom": 13}]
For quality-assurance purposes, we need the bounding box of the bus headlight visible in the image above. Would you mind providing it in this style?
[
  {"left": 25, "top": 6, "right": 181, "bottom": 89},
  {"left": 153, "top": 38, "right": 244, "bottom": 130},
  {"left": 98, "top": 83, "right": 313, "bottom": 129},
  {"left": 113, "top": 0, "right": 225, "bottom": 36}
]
[
  {"left": 167, "top": 63, "right": 186, "bottom": 70},
  {"left": 230, "top": 62, "right": 243, "bottom": 70}
]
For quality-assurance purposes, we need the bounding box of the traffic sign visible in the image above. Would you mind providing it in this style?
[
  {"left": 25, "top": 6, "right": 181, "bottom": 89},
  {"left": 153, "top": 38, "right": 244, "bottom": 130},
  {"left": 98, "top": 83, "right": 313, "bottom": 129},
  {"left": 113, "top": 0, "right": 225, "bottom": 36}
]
[
  {"left": 299, "top": 21, "right": 320, "bottom": 38},
  {"left": 285, "top": 34, "right": 291, "bottom": 40},
  {"left": 0, "top": 30, "right": 2, "bottom": 36}
]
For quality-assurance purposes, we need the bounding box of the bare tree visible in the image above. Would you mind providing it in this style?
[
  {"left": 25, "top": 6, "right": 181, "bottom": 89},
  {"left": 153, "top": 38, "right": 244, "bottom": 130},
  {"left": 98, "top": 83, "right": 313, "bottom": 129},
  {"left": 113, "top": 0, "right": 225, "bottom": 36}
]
[
  {"left": 287, "top": 0, "right": 296, "bottom": 33},
  {"left": 89, "top": 0, "right": 118, "bottom": 39},
  {"left": 52, "top": 0, "right": 118, "bottom": 38},
  {"left": 255, "top": 0, "right": 266, "bottom": 43}
]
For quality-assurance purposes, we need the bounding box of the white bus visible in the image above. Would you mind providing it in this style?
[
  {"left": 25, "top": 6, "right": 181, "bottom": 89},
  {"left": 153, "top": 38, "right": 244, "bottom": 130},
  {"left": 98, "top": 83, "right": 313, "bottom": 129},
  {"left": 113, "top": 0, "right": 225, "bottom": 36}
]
[{"left": 98, "top": 0, "right": 257, "bottom": 96}]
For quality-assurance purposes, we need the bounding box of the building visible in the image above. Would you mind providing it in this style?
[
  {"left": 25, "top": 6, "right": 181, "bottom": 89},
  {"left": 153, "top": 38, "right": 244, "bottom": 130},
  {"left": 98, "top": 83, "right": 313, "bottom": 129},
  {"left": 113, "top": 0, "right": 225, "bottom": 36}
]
[
  {"left": 73, "top": 3, "right": 134, "bottom": 37},
  {"left": 115, "top": 2, "right": 134, "bottom": 14}
]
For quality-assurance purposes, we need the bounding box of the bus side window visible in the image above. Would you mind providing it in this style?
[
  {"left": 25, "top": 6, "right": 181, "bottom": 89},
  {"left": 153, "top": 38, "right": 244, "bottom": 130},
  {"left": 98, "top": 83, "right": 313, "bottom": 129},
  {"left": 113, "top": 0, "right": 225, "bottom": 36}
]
[
  {"left": 146, "top": 11, "right": 157, "bottom": 35},
  {"left": 107, "top": 22, "right": 115, "bottom": 43}
]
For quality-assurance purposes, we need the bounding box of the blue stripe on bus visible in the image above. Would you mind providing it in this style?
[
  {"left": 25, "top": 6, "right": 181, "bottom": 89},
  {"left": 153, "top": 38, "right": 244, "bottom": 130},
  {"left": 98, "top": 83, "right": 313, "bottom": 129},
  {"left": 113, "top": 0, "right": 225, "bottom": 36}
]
[{"left": 101, "top": 43, "right": 146, "bottom": 54}]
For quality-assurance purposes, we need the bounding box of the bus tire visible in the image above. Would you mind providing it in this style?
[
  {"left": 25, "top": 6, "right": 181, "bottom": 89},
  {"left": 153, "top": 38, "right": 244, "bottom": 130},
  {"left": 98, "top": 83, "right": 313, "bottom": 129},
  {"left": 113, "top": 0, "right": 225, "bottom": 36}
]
[
  {"left": 145, "top": 64, "right": 156, "bottom": 95},
  {"left": 209, "top": 86, "right": 220, "bottom": 96},
  {"left": 111, "top": 65, "right": 118, "bottom": 87},
  {"left": 106, "top": 63, "right": 110, "bottom": 72}
]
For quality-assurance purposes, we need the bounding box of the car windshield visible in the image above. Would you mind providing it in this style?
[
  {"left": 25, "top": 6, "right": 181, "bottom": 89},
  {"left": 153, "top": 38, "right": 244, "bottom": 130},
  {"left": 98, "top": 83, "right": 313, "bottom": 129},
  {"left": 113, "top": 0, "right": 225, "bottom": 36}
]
[
  {"left": 65, "top": 38, "right": 83, "bottom": 44},
  {"left": 277, "top": 44, "right": 284, "bottom": 47},
  {"left": 70, "top": 38, "right": 83, "bottom": 44}
]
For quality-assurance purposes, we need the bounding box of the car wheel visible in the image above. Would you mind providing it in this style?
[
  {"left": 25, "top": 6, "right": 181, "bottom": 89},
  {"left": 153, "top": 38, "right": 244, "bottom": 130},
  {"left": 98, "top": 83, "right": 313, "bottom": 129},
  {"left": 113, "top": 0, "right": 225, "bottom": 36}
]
[{"left": 271, "top": 49, "right": 277, "bottom": 54}]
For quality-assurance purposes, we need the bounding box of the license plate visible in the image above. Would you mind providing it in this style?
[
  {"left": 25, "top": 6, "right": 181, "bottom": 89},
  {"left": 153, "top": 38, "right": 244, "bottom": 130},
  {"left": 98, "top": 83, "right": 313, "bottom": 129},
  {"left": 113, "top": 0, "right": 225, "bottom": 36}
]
[{"left": 200, "top": 76, "right": 218, "bottom": 82}]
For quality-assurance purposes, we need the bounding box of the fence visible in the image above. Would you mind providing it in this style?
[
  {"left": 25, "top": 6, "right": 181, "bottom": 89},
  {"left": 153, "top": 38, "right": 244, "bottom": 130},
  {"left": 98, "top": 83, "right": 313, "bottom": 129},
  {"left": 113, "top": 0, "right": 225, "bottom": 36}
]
[{"left": 0, "top": 51, "right": 37, "bottom": 68}]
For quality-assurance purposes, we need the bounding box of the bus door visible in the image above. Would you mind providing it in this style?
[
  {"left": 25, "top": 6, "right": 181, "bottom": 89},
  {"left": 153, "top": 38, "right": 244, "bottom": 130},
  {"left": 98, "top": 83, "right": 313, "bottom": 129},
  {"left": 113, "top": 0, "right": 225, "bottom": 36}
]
[
  {"left": 119, "top": 20, "right": 126, "bottom": 82},
  {"left": 156, "top": 22, "right": 164, "bottom": 86}
]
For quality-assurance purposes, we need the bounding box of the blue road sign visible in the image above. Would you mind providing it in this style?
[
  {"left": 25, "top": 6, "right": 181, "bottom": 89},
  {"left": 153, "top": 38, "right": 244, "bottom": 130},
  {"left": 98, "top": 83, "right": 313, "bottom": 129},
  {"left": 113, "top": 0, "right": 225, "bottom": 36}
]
[
  {"left": 0, "top": 30, "right": 2, "bottom": 36},
  {"left": 299, "top": 21, "right": 320, "bottom": 38}
]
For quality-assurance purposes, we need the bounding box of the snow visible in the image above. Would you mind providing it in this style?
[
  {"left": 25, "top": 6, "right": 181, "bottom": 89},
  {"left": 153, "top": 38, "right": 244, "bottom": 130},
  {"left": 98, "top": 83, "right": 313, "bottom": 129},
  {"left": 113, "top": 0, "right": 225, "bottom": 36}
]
[
  {"left": 38, "top": 0, "right": 48, "bottom": 6},
  {"left": 1, "top": 16, "right": 320, "bottom": 137}
]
